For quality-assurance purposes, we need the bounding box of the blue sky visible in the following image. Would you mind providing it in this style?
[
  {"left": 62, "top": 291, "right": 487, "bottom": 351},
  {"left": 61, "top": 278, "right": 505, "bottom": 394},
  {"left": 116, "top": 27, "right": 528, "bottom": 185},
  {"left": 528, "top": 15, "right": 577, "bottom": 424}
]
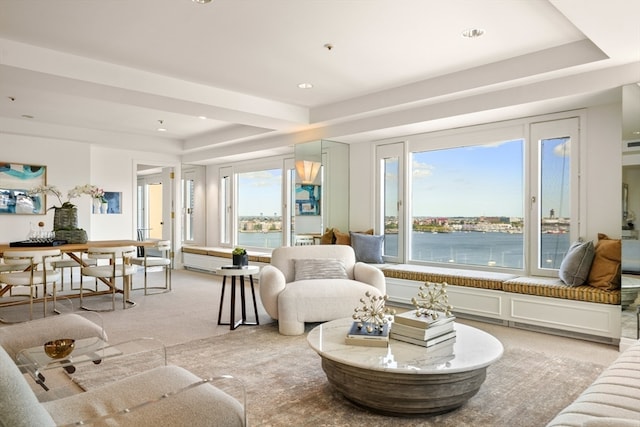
[
  {"left": 238, "top": 137, "right": 571, "bottom": 219},
  {"left": 407, "top": 138, "right": 570, "bottom": 218},
  {"left": 238, "top": 169, "right": 283, "bottom": 216}
]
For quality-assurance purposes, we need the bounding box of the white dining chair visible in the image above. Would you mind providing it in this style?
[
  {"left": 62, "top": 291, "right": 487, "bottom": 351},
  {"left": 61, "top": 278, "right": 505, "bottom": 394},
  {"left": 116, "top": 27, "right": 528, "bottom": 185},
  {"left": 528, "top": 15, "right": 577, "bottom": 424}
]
[
  {"left": 0, "top": 249, "right": 62, "bottom": 322},
  {"left": 130, "top": 240, "right": 172, "bottom": 295},
  {"left": 80, "top": 246, "right": 137, "bottom": 311}
]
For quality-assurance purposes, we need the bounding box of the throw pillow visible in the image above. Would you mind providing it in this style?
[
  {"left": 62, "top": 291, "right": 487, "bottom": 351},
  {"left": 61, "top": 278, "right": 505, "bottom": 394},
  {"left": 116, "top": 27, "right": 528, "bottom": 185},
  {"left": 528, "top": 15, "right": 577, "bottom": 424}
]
[
  {"left": 319, "top": 228, "right": 335, "bottom": 245},
  {"left": 333, "top": 229, "right": 351, "bottom": 245},
  {"left": 294, "top": 259, "right": 348, "bottom": 281},
  {"left": 558, "top": 240, "right": 595, "bottom": 286},
  {"left": 333, "top": 228, "right": 374, "bottom": 246},
  {"left": 587, "top": 233, "right": 621, "bottom": 290},
  {"left": 350, "top": 232, "right": 384, "bottom": 264}
]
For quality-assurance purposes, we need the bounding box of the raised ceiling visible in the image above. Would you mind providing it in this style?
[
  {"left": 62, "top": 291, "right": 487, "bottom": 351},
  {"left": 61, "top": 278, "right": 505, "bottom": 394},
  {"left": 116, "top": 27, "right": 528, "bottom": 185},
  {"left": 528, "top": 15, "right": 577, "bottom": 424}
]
[{"left": 0, "top": 0, "right": 638, "bottom": 164}]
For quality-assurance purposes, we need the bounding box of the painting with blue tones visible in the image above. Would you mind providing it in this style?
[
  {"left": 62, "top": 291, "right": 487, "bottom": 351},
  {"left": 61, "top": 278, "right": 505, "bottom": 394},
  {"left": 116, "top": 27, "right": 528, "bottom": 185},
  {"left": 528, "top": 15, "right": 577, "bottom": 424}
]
[
  {"left": 0, "top": 163, "right": 46, "bottom": 214},
  {"left": 295, "top": 184, "right": 320, "bottom": 216}
]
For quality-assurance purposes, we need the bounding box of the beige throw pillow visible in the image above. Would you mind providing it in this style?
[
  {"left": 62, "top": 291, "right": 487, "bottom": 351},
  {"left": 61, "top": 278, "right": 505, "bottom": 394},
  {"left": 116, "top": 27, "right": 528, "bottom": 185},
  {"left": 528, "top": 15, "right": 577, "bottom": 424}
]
[{"left": 587, "top": 233, "right": 621, "bottom": 290}]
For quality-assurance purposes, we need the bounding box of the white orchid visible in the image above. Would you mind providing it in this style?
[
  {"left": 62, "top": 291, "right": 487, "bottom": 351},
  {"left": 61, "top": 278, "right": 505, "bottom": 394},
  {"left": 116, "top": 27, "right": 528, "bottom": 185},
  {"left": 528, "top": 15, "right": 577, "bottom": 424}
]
[{"left": 29, "top": 184, "right": 104, "bottom": 209}]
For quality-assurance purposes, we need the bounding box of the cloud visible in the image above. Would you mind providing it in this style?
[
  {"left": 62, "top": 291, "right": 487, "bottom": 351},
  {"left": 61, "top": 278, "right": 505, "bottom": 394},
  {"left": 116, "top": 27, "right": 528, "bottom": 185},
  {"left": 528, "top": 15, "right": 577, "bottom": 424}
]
[
  {"left": 412, "top": 160, "right": 434, "bottom": 178},
  {"left": 553, "top": 140, "right": 570, "bottom": 157}
]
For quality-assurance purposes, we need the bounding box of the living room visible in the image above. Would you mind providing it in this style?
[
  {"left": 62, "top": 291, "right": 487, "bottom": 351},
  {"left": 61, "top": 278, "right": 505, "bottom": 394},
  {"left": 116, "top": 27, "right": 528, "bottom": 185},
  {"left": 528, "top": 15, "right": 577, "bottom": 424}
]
[{"left": 0, "top": 1, "right": 639, "bottom": 426}]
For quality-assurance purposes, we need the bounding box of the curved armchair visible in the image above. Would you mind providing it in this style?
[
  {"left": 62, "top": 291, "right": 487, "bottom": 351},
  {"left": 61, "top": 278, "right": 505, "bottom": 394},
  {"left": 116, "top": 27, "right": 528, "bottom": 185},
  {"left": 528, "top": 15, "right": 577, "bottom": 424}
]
[{"left": 259, "top": 245, "right": 386, "bottom": 335}]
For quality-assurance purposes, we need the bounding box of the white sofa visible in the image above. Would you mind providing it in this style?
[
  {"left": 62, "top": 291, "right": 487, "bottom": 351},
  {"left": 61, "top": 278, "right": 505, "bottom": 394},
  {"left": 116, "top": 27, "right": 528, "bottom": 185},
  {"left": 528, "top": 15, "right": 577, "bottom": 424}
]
[
  {"left": 546, "top": 340, "right": 640, "bottom": 426},
  {"left": 259, "top": 245, "right": 386, "bottom": 335}
]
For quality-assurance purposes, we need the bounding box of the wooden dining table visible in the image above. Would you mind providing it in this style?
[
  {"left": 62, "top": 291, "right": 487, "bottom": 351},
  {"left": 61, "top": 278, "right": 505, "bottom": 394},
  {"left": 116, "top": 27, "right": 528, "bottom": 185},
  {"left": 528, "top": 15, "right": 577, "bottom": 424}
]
[{"left": 0, "top": 240, "right": 159, "bottom": 308}]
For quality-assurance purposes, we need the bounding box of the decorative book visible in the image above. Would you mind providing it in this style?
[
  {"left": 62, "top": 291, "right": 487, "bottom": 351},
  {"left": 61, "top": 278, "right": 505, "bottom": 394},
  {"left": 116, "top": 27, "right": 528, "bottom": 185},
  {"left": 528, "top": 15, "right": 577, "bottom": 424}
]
[
  {"left": 345, "top": 321, "right": 389, "bottom": 347},
  {"left": 390, "top": 320, "right": 454, "bottom": 341},
  {"left": 394, "top": 310, "right": 455, "bottom": 330},
  {"left": 390, "top": 330, "right": 456, "bottom": 348}
]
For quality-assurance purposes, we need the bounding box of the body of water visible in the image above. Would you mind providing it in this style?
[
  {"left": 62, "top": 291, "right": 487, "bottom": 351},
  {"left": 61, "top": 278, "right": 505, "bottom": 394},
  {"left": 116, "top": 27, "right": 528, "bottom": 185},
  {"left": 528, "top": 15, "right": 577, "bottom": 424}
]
[
  {"left": 239, "top": 230, "right": 571, "bottom": 270},
  {"left": 386, "top": 231, "right": 570, "bottom": 269}
]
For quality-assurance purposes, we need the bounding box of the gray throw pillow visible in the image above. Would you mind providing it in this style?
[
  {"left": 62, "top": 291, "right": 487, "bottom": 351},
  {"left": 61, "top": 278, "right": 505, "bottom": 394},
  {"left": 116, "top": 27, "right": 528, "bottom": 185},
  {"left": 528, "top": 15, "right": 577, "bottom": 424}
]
[
  {"left": 559, "top": 240, "right": 595, "bottom": 286},
  {"left": 350, "top": 232, "right": 384, "bottom": 264},
  {"left": 294, "top": 259, "right": 348, "bottom": 281}
]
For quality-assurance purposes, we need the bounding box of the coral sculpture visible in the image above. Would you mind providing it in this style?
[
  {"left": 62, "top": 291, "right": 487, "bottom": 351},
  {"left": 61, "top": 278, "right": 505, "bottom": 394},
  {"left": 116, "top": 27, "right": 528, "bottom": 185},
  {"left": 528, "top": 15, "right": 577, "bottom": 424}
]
[
  {"left": 410, "top": 281, "right": 454, "bottom": 321},
  {"left": 352, "top": 291, "right": 396, "bottom": 334}
]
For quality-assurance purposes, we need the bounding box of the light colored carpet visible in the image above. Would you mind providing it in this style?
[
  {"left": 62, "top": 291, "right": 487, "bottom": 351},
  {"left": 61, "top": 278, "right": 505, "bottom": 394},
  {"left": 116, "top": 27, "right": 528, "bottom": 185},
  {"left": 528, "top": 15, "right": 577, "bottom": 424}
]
[
  {"left": 70, "top": 321, "right": 612, "bottom": 427},
  {"left": 5, "top": 267, "right": 621, "bottom": 425}
]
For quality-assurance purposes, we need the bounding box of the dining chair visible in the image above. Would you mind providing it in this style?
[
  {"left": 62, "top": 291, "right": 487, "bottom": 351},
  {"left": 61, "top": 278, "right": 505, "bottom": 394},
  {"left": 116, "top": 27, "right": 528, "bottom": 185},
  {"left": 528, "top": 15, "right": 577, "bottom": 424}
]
[
  {"left": 51, "top": 252, "right": 97, "bottom": 292},
  {"left": 0, "top": 249, "right": 62, "bottom": 322},
  {"left": 80, "top": 246, "right": 137, "bottom": 311},
  {"left": 130, "top": 240, "right": 172, "bottom": 295}
]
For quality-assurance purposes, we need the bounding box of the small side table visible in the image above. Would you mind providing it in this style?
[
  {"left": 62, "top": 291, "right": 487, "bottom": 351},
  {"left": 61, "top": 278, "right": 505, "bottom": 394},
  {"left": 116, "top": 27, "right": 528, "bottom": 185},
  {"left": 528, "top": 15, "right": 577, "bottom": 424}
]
[{"left": 215, "top": 266, "right": 260, "bottom": 330}]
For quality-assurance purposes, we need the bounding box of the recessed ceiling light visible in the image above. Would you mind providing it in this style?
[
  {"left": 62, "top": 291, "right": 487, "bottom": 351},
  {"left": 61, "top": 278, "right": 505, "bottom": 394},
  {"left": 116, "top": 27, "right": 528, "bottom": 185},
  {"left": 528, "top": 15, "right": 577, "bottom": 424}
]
[
  {"left": 462, "top": 28, "right": 485, "bottom": 38},
  {"left": 192, "top": 0, "right": 212, "bottom": 4},
  {"left": 198, "top": 116, "right": 207, "bottom": 120},
  {"left": 157, "top": 127, "right": 167, "bottom": 132},
  {"left": 298, "top": 83, "right": 313, "bottom": 89}
]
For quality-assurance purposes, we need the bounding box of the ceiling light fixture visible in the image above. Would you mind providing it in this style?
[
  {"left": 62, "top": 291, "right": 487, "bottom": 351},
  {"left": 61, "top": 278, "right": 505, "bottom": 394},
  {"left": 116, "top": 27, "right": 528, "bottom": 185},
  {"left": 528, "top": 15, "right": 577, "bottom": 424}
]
[
  {"left": 192, "top": 0, "right": 212, "bottom": 4},
  {"left": 462, "top": 28, "right": 485, "bottom": 38},
  {"left": 157, "top": 119, "right": 167, "bottom": 132},
  {"left": 298, "top": 83, "right": 313, "bottom": 89}
]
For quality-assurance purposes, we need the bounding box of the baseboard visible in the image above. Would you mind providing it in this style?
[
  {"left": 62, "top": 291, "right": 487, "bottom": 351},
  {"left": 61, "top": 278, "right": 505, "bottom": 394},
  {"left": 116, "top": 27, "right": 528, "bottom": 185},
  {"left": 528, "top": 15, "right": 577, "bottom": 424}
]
[{"left": 509, "top": 321, "right": 619, "bottom": 346}]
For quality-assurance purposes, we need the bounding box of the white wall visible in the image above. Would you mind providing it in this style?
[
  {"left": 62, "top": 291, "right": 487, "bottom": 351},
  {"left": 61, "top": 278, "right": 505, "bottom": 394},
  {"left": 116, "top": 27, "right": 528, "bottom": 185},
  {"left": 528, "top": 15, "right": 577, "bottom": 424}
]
[{"left": 0, "top": 132, "right": 180, "bottom": 243}]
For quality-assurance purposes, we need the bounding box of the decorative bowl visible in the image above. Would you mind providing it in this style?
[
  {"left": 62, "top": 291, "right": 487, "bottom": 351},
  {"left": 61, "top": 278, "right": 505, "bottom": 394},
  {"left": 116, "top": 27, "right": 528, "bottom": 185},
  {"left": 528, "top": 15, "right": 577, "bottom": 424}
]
[{"left": 43, "top": 338, "right": 75, "bottom": 359}]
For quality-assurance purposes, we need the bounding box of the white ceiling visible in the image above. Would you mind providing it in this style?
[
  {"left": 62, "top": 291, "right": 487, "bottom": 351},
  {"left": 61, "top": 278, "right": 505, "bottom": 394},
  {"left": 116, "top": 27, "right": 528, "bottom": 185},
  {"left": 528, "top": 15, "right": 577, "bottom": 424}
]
[{"left": 0, "top": 0, "right": 639, "bottom": 164}]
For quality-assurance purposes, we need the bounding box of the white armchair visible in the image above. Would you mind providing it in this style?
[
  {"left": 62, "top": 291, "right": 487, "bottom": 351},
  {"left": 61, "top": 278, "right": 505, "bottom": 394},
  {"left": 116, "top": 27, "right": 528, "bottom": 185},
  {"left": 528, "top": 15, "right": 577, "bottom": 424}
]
[{"left": 259, "top": 245, "right": 386, "bottom": 335}]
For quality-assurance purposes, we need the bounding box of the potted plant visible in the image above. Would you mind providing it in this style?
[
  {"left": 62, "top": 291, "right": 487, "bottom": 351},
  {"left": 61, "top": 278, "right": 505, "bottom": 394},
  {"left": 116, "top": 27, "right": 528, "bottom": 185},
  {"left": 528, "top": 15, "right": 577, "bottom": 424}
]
[{"left": 232, "top": 247, "right": 248, "bottom": 267}]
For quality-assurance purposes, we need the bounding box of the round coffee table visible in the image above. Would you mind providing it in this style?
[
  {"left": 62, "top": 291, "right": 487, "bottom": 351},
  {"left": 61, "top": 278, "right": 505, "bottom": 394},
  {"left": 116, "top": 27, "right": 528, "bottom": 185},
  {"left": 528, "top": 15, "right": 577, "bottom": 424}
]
[{"left": 307, "top": 318, "right": 503, "bottom": 415}]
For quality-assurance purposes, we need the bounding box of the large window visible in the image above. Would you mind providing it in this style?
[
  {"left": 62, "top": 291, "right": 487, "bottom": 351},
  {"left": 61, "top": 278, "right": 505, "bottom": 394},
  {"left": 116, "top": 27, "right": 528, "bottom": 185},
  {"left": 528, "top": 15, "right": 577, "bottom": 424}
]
[
  {"left": 410, "top": 140, "right": 524, "bottom": 268},
  {"left": 236, "top": 168, "right": 283, "bottom": 249},
  {"left": 378, "top": 115, "right": 580, "bottom": 275}
]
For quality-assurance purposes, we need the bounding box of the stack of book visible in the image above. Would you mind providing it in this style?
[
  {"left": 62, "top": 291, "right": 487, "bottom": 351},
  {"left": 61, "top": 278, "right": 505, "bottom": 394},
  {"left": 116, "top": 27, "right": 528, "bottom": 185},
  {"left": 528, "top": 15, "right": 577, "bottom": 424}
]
[
  {"left": 390, "top": 311, "right": 456, "bottom": 348},
  {"left": 344, "top": 322, "right": 390, "bottom": 347}
]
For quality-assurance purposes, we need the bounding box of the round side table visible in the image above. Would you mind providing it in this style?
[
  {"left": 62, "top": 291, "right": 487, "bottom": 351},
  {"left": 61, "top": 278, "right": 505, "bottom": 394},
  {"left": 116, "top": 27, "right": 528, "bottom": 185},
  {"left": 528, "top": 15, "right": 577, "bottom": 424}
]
[{"left": 215, "top": 265, "right": 260, "bottom": 330}]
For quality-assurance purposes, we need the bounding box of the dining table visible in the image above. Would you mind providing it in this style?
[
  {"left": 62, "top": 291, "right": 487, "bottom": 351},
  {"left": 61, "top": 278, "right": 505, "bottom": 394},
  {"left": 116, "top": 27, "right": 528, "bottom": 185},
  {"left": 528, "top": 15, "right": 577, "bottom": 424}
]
[{"left": 0, "top": 240, "right": 159, "bottom": 308}]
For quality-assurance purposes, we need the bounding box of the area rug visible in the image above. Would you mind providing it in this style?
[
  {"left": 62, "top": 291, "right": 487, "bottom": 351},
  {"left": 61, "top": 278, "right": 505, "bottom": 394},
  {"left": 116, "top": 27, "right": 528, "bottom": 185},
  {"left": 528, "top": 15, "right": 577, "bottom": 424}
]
[{"left": 71, "top": 323, "right": 607, "bottom": 427}]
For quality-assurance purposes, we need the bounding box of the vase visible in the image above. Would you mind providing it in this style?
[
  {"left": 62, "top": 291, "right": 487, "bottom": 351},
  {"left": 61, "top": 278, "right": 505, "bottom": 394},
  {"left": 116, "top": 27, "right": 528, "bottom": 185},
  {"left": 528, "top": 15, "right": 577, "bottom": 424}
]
[
  {"left": 101, "top": 202, "right": 108, "bottom": 214},
  {"left": 53, "top": 207, "right": 78, "bottom": 230},
  {"left": 232, "top": 254, "right": 248, "bottom": 267},
  {"left": 93, "top": 198, "right": 101, "bottom": 214}
]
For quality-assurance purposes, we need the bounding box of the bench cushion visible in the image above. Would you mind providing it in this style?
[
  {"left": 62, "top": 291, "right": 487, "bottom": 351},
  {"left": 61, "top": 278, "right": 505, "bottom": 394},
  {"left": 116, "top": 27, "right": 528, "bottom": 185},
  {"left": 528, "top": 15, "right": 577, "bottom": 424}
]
[
  {"left": 383, "top": 264, "right": 517, "bottom": 290},
  {"left": 503, "top": 277, "right": 620, "bottom": 304}
]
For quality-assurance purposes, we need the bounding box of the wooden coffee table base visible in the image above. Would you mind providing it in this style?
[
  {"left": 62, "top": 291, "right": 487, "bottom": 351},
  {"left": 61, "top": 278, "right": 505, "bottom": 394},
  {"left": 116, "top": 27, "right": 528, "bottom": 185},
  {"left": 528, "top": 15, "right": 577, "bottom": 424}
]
[{"left": 321, "top": 358, "right": 487, "bottom": 415}]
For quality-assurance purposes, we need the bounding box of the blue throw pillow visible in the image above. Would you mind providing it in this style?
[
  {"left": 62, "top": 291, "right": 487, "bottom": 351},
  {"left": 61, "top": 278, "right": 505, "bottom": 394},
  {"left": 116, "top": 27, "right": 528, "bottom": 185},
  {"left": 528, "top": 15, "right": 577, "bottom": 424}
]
[
  {"left": 350, "top": 232, "right": 384, "bottom": 264},
  {"left": 559, "top": 240, "right": 595, "bottom": 286}
]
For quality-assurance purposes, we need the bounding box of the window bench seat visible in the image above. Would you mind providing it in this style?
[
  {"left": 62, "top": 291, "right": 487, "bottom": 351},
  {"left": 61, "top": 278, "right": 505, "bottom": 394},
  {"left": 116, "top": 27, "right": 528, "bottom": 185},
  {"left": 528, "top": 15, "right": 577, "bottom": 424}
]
[
  {"left": 382, "top": 264, "right": 621, "bottom": 344},
  {"left": 181, "top": 246, "right": 271, "bottom": 272}
]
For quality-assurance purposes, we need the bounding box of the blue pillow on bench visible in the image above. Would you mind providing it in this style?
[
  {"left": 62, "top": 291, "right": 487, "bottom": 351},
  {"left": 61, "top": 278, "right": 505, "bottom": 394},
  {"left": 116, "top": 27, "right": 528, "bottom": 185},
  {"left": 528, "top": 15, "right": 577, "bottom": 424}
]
[{"left": 559, "top": 240, "right": 595, "bottom": 286}]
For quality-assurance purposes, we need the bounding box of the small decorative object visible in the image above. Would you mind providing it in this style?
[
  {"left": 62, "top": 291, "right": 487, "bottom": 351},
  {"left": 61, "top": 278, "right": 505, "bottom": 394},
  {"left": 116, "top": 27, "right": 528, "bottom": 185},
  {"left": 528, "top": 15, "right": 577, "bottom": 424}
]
[
  {"left": 43, "top": 338, "right": 75, "bottom": 359},
  {"left": 232, "top": 247, "right": 248, "bottom": 266},
  {"left": 410, "top": 281, "right": 454, "bottom": 321},
  {"left": 351, "top": 291, "right": 396, "bottom": 334}
]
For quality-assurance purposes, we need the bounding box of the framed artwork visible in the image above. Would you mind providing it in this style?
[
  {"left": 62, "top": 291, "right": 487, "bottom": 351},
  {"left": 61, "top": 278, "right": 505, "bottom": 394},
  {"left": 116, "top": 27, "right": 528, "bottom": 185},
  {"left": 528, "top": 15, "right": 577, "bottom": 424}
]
[
  {"left": 104, "top": 191, "right": 122, "bottom": 214},
  {"left": 0, "top": 162, "right": 46, "bottom": 214},
  {"left": 295, "top": 184, "right": 321, "bottom": 216}
]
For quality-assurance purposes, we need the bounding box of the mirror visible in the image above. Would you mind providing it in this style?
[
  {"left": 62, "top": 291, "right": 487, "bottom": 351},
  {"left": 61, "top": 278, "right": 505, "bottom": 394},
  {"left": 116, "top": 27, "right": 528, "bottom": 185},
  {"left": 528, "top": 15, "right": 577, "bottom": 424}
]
[
  {"left": 621, "top": 83, "right": 640, "bottom": 340},
  {"left": 292, "top": 140, "right": 349, "bottom": 242}
]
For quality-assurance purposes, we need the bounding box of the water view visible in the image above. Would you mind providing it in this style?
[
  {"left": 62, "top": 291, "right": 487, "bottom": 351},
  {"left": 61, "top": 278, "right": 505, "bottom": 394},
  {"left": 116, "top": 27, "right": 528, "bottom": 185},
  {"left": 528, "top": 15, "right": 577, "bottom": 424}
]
[{"left": 238, "top": 229, "right": 571, "bottom": 270}]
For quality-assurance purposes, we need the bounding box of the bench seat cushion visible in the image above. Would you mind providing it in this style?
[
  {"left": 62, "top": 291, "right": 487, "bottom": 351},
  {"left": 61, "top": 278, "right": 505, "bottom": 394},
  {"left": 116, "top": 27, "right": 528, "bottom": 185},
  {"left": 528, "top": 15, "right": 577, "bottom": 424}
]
[
  {"left": 503, "top": 277, "right": 620, "bottom": 304},
  {"left": 382, "top": 264, "right": 517, "bottom": 290}
]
